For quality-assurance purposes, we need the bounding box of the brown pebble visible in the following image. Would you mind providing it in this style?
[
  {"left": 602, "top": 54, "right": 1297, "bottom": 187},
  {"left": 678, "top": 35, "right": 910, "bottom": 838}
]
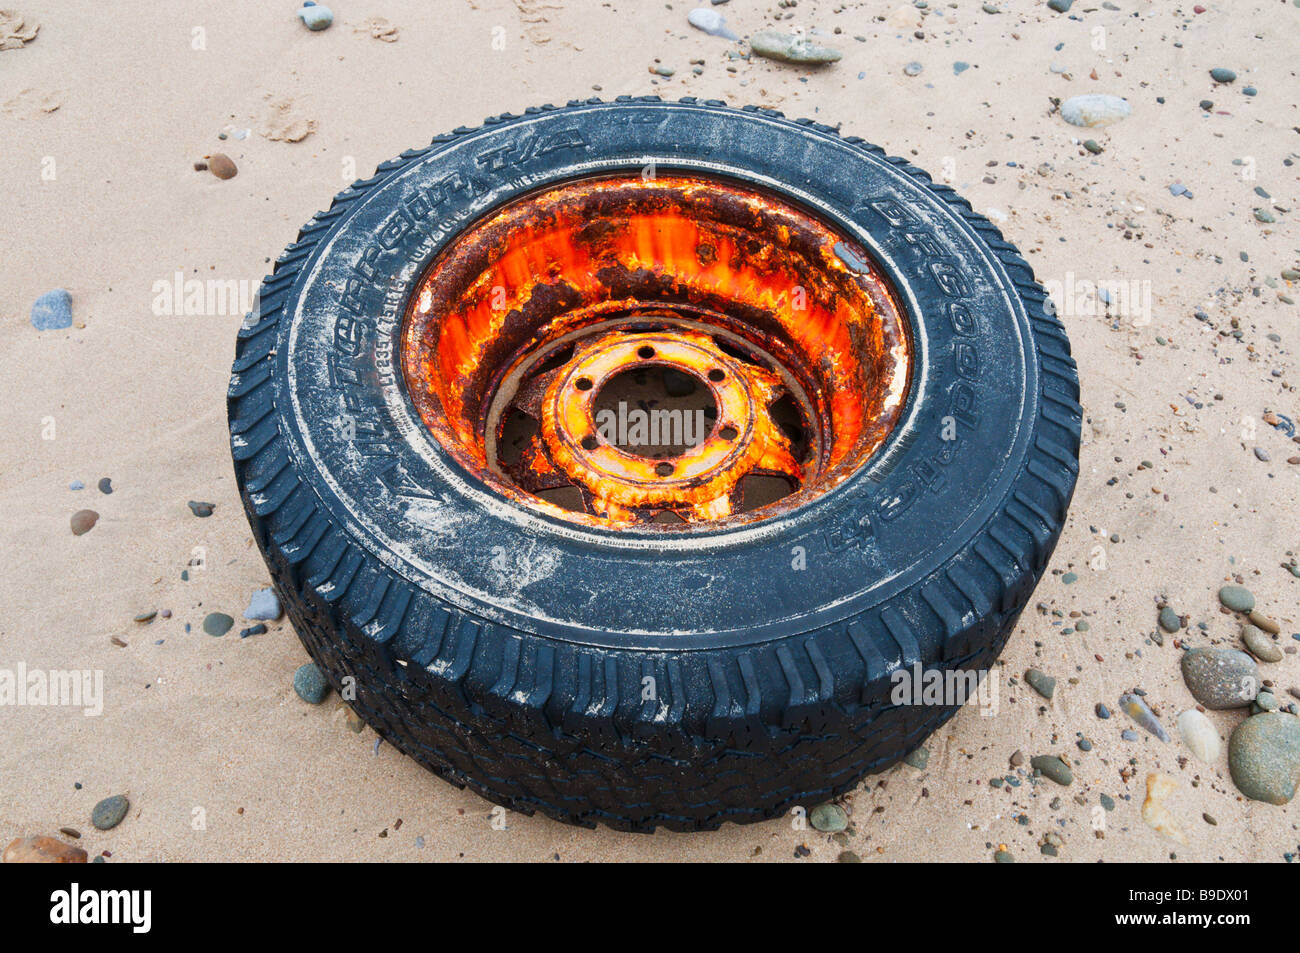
[
  {"left": 57, "top": 827, "right": 81, "bottom": 839},
  {"left": 1248, "top": 610, "right": 1280, "bottom": 634},
  {"left": 3, "top": 835, "right": 87, "bottom": 864},
  {"left": 193, "top": 160, "right": 208, "bottom": 171},
  {"left": 70, "top": 509, "right": 99, "bottom": 535},
  {"left": 207, "top": 153, "right": 237, "bottom": 180}
]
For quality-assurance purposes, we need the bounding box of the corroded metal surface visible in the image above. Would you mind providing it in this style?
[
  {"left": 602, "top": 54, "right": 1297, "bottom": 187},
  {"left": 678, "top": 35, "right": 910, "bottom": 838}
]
[{"left": 401, "top": 174, "right": 911, "bottom": 527}]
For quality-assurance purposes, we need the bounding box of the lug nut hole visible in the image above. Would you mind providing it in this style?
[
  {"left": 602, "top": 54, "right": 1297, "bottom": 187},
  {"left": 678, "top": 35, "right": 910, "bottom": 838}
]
[
  {"left": 655, "top": 462, "right": 674, "bottom": 477},
  {"left": 719, "top": 425, "right": 738, "bottom": 441},
  {"left": 581, "top": 435, "right": 598, "bottom": 451},
  {"left": 707, "top": 369, "right": 725, "bottom": 382},
  {"left": 575, "top": 377, "right": 593, "bottom": 391},
  {"left": 637, "top": 346, "right": 656, "bottom": 359}
]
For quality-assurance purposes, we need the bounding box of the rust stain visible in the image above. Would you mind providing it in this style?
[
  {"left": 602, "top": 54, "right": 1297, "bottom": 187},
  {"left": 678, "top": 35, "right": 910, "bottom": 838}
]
[{"left": 400, "top": 174, "right": 911, "bottom": 527}]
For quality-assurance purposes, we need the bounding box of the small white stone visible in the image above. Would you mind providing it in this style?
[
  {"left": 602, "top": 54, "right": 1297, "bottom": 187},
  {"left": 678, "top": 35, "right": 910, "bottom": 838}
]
[
  {"left": 1177, "top": 709, "right": 1222, "bottom": 764},
  {"left": 1060, "top": 94, "right": 1131, "bottom": 128}
]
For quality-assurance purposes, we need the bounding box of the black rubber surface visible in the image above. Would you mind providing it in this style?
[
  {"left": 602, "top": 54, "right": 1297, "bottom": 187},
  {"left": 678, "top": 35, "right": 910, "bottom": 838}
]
[{"left": 228, "top": 97, "right": 1081, "bottom": 831}]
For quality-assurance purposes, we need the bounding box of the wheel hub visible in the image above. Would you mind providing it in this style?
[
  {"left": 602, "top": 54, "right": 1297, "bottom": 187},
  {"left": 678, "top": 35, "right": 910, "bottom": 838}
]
[{"left": 528, "top": 329, "right": 801, "bottom": 521}]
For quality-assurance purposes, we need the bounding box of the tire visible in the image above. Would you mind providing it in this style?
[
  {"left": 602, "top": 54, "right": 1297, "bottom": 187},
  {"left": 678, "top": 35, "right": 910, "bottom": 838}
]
[{"left": 228, "top": 97, "right": 1081, "bottom": 832}]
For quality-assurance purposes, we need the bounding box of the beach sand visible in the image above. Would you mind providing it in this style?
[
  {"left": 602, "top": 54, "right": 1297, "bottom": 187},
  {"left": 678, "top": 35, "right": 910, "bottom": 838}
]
[{"left": 1, "top": 0, "right": 1297, "bottom": 862}]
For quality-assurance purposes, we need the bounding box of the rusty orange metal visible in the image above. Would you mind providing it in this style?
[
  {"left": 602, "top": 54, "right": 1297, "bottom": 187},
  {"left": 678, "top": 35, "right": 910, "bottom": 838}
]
[{"left": 400, "top": 173, "right": 911, "bottom": 528}]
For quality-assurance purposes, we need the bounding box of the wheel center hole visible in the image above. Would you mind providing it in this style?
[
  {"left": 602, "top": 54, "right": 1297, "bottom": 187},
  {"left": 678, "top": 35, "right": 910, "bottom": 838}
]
[{"left": 589, "top": 365, "right": 718, "bottom": 459}]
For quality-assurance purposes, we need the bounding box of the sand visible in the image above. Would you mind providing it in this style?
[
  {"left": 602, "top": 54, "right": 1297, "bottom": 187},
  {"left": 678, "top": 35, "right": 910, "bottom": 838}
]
[{"left": 1, "top": 0, "right": 1296, "bottom": 862}]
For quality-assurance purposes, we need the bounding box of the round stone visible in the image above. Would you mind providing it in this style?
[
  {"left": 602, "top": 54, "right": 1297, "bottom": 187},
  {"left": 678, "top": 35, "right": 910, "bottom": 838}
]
[
  {"left": 31, "top": 288, "right": 73, "bottom": 331},
  {"left": 1060, "top": 94, "right": 1131, "bottom": 127},
  {"left": 70, "top": 510, "right": 99, "bottom": 536},
  {"left": 202, "top": 612, "right": 234, "bottom": 637},
  {"left": 1242, "top": 624, "right": 1283, "bottom": 662},
  {"left": 1181, "top": 648, "right": 1259, "bottom": 709},
  {"left": 297, "top": 3, "right": 334, "bottom": 30},
  {"left": 91, "top": 794, "right": 129, "bottom": 831},
  {"left": 809, "top": 802, "right": 848, "bottom": 832},
  {"left": 1228, "top": 713, "right": 1300, "bottom": 804},
  {"left": 294, "top": 663, "right": 330, "bottom": 704},
  {"left": 1217, "top": 584, "right": 1255, "bottom": 613}
]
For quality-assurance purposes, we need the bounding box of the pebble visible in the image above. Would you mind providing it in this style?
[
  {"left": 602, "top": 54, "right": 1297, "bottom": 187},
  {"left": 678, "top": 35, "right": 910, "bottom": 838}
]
[
  {"left": 1141, "top": 773, "right": 1186, "bottom": 844},
  {"left": 344, "top": 707, "right": 365, "bottom": 733},
  {"left": 30, "top": 288, "right": 73, "bottom": 331},
  {"left": 1158, "top": 606, "right": 1181, "bottom": 633},
  {"left": 1030, "top": 754, "right": 1073, "bottom": 785},
  {"left": 1083, "top": 139, "right": 1103, "bottom": 155},
  {"left": 1228, "top": 713, "right": 1300, "bottom": 804},
  {"left": 1047, "top": 0, "right": 1073, "bottom": 11},
  {"left": 1060, "top": 94, "right": 1131, "bottom": 127},
  {"left": 903, "top": 745, "right": 929, "bottom": 769},
  {"left": 1119, "top": 693, "right": 1170, "bottom": 741},
  {"left": 1024, "top": 668, "right": 1056, "bottom": 700},
  {"left": 1254, "top": 447, "right": 1271, "bottom": 462},
  {"left": 202, "top": 612, "right": 234, "bottom": 637},
  {"left": 1095, "top": 702, "right": 1111, "bottom": 719},
  {"left": 206, "top": 153, "right": 237, "bottom": 180},
  {"left": 1254, "top": 691, "right": 1279, "bottom": 713},
  {"left": 91, "top": 794, "right": 129, "bottom": 831},
  {"left": 133, "top": 610, "right": 156, "bottom": 623},
  {"left": 953, "top": 61, "right": 970, "bottom": 75},
  {"left": 749, "top": 30, "right": 842, "bottom": 64},
  {"left": 1209, "top": 67, "right": 1237, "bottom": 84},
  {"left": 1254, "top": 209, "right": 1275, "bottom": 224},
  {"left": 294, "top": 662, "right": 330, "bottom": 703},
  {"left": 239, "top": 624, "right": 267, "bottom": 639},
  {"left": 297, "top": 3, "right": 334, "bottom": 31},
  {"left": 1217, "top": 584, "right": 1255, "bottom": 613},
  {"left": 69, "top": 480, "right": 84, "bottom": 490},
  {"left": 687, "top": 7, "right": 737, "bottom": 39},
  {"left": 243, "top": 587, "right": 282, "bottom": 621},
  {"left": 1181, "top": 648, "right": 1259, "bottom": 709},
  {"left": 809, "top": 802, "right": 848, "bottom": 832},
  {"left": 837, "top": 850, "right": 861, "bottom": 863},
  {"left": 3, "top": 835, "right": 87, "bottom": 864},
  {"left": 903, "top": 61, "right": 923, "bottom": 76},
  {"left": 187, "top": 501, "right": 215, "bottom": 517},
  {"left": 1248, "top": 609, "right": 1279, "bottom": 633},
  {"left": 97, "top": 477, "right": 112, "bottom": 494},
  {"left": 993, "top": 848, "right": 1015, "bottom": 863},
  {"left": 1121, "top": 729, "right": 1138, "bottom": 741},
  {"left": 1243, "top": 624, "right": 1282, "bottom": 663},
  {"left": 1176, "top": 709, "right": 1221, "bottom": 763},
  {"left": 70, "top": 509, "right": 98, "bottom": 536}
]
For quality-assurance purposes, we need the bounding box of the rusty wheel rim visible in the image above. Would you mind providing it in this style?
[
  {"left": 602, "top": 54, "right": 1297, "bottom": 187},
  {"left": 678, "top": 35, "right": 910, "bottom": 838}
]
[{"left": 401, "top": 173, "right": 912, "bottom": 529}]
